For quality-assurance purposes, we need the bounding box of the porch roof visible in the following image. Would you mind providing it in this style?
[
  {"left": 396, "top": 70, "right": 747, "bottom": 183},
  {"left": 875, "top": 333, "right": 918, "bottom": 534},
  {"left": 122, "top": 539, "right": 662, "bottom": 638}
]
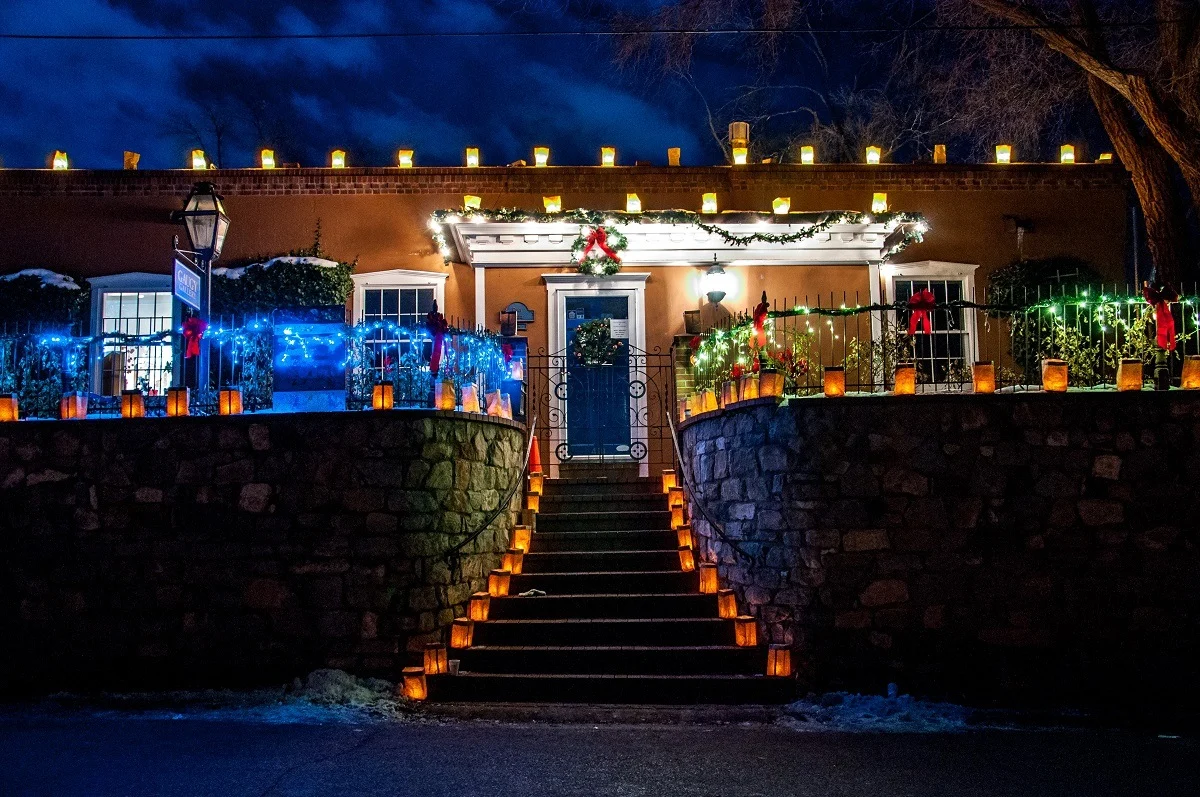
[{"left": 436, "top": 210, "right": 927, "bottom": 268}]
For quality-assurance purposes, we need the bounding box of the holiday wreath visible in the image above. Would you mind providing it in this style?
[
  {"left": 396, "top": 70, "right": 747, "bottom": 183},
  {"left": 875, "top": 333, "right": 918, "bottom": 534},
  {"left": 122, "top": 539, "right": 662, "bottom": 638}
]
[
  {"left": 572, "top": 225, "right": 628, "bottom": 276},
  {"left": 572, "top": 319, "right": 622, "bottom": 366}
]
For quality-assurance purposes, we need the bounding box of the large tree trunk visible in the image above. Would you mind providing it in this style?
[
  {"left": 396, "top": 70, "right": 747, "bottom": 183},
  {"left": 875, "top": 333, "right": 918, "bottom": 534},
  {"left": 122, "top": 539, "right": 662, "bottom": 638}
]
[{"left": 1088, "top": 77, "right": 1188, "bottom": 287}]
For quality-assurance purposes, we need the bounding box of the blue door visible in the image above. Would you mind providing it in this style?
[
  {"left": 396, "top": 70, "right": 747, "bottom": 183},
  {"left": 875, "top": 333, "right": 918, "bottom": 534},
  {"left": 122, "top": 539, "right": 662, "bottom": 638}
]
[{"left": 565, "top": 295, "right": 631, "bottom": 458}]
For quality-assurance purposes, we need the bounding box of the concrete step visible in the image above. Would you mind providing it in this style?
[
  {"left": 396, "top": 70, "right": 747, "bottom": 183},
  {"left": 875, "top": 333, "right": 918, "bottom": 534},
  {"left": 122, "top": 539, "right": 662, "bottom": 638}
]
[
  {"left": 541, "top": 478, "right": 660, "bottom": 498},
  {"left": 536, "top": 510, "right": 672, "bottom": 532},
  {"left": 509, "top": 570, "right": 699, "bottom": 595},
  {"left": 472, "top": 618, "right": 734, "bottom": 647},
  {"left": 429, "top": 672, "right": 795, "bottom": 704},
  {"left": 459, "top": 645, "right": 764, "bottom": 675},
  {"left": 531, "top": 529, "right": 679, "bottom": 553},
  {"left": 539, "top": 494, "right": 667, "bottom": 514},
  {"left": 489, "top": 593, "right": 718, "bottom": 620},
  {"left": 521, "top": 549, "right": 681, "bottom": 574}
]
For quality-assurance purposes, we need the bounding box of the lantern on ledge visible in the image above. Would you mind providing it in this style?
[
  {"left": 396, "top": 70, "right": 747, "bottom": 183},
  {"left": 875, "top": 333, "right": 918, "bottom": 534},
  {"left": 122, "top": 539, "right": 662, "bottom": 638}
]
[
  {"left": 766, "top": 644, "right": 793, "bottom": 677},
  {"left": 260, "top": 149, "right": 276, "bottom": 169},
  {"left": 500, "top": 394, "right": 513, "bottom": 420},
  {"left": 1060, "top": 144, "right": 1075, "bottom": 164},
  {"left": 717, "top": 589, "right": 737, "bottom": 619},
  {"left": 676, "top": 524, "right": 693, "bottom": 550},
  {"left": 543, "top": 195, "right": 562, "bottom": 213},
  {"left": 219, "top": 388, "right": 243, "bottom": 415},
  {"left": 893, "top": 362, "right": 916, "bottom": 396},
  {"left": 60, "top": 391, "right": 87, "bottom": 420},
  {"left": 800, "top": 145, "right": 815, "bottom": 165},
  {"left": 434, "top": 379, "right": 456, "bottom": 411},
  {"left": 671, "top": 504, "right": 686, "bottom": 530},
  {"left": 372, "top": 383, "right": 394, "bottom": 410},
  {"left": 191, "top": 149, "right": 207, "bottom": 170},
  {"left": 526, "top": 492, "right": 540, "bottom": 513},
  {"left": 739, "top": 374, "right": 760, "bottom": 401},
  {"left": 330, "top": 149, "right": 346, "bottom": 168},
  {"left": 424, "top": 643, "right": 449, "bottom": 675},
  {"left": 697, "top": 388, "right": 718, "bottom": 414},
  {"left": 995, "top": 144, "right": 1012, "bottom": 164},
  {"left": 397, "top": 149, "right": 414, "bottom": 168},
  {"left": 721, "top": 380, "right": 738, "bottom": 406},
  {"left": 668, "top": 486, "right": 684, "bottom": 510},
  {"left": 52, "top": 150, "right": 70, "bottom": 170},
  {"left": 734, "top": 616, "right": 758, "bottom": 647},
  {"left": 502, "top": 548, "right": 524, "bottom": 575},
  {"left": 698, "top": 563, "right": 719, "bottom": 594},
  {"left": 688, "top": 392, "right": 702, "bottom": 418},
  {"left": 677, "top": 397, "right": 690, "bottom": 423},
  {"left": 661, "top": 469, "right": 677, "bottom": 494},
  {"left": 120, "top": 390, "right": 146, "bottom": 419},
  {"left": 1041, "top": 359, "right": 1068, "bottom": 393},
  {"left": 759, "top": 369, "right": 784, "bottom": 398},
  {"left": 400, "top": 667, "right": 428, "bottom": 701},
  {"left": 601, "top": 146, "right": 616, "bottom": 167},
  {"left": 461, "top": 383, "right": 481, "bottom": 413},
  {"left": 510, "top": 525, "right": 532, "bottom": 553},
  {"left": 701, "top": 192, "right": 718, "bottom": 214},
  {"left": 626, "top": 193, "right": 642, "bottom": 213},
  {"left": 533, "top": 146, "right": 550, "bottom": 167},
  {"left": 668, "top": 147, "right": 681, "bottom": 166},
  {"left": 488, "top": 569, "right": 510, "bottom": 597},
  {"left": 1182, "top": 355, "right": 1200, "bottom": 389},
  {"left": 486, "top": 389, "right": 503, "bottom": 416},
  {"left": 1116, "top": 358, "right": 1143, "bottom": 392},
  {"left": 677, "top": 546, "right": 696, "bottom": 572},
  {"left": 469, "top": 592, "right": 491, "bottom": 622},
  {"left": 823, "top": 366, "right": 846, "bottom": 397},
  {"left": 463, "top": 195, "right": 482, "bottom": 210},
  {"left": 772, "top": 197, "right": 791, "bottom": 215},
  {"left": 972, "top": 361, "right": 996, "bottom": 394},
  {"left": 465, "top": 147, "right": 480, "bottom": 167},
  {"left": 450, "top": 618, "right": 474, "bottom": 649},
  {"left": 0, "top": 394, "right": 17, "bottom": 422},
  {"left": 865, "top": 146, "right": 881, "bottom": 165},
  {"left": 166, "top": 386, "right": 190, "bottom": 416},
  {"left": 871, "top": 192, "right": 888, "bottom": 213},
  {"left": 528, "top": 472, "right": 544, "bottom": 496}
]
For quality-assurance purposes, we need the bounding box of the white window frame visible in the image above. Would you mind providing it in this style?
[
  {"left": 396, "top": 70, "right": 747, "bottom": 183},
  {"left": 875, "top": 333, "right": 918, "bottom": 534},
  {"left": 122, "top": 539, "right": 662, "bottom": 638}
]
[
  {"left": 351, "top": 269, "right": 447, "bottom": 324},
  {"left": 87, "top": 272, "right": 180, "bottom": 393},
  {"left": 868, "top": 259, "right": 981, "bottom": 372}
]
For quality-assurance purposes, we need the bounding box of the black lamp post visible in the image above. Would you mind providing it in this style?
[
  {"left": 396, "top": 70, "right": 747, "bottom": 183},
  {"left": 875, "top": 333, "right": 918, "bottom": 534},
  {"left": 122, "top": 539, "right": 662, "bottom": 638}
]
[{"left": 177, "top": 182, "right": 230, "bottom": 390}]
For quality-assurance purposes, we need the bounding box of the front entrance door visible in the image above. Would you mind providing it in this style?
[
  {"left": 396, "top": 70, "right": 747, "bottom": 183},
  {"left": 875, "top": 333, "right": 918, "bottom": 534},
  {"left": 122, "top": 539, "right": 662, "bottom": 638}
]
[{"left": 564, "top": 295, "right": 632, "bottom": 459}]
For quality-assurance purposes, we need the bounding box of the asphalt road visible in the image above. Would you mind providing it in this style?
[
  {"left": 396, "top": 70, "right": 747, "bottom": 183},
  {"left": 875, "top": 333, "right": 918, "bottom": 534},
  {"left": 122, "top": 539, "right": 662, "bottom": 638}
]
[{"left": 0, "top": 712, "right": 1195, "bottom": 797}]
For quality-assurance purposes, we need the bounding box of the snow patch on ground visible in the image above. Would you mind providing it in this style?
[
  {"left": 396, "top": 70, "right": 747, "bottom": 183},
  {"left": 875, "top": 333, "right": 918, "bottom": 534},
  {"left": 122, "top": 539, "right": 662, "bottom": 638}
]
[
  {"left": 213, "top": 256, "right": 341, "bottom": 280},
  {"left": 783, "top": 691, "right": 973, "bottom": 733},
  {"left": 0, "top": 268, "right": 82, "bottom": 290}
]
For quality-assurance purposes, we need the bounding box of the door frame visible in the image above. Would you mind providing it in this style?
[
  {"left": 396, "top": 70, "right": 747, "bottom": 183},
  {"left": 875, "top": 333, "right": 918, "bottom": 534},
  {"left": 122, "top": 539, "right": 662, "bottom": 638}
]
[{"left": 543, "top": 272, "right": 650, "bottom": 477}]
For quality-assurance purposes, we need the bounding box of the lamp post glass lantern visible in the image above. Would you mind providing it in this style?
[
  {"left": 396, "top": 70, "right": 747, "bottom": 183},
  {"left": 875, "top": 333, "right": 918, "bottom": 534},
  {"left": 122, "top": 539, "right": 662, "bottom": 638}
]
[{"left": 179, "top": 182, "right": 230, "bottom": 392}]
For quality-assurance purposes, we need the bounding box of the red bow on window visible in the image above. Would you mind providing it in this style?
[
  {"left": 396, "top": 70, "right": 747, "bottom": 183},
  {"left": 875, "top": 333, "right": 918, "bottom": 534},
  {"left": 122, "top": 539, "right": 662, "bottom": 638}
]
[
  {"left": 751, "top": 292, "right": 770, "bottom": 349},
  {"left": 578, "top": 227, "right": 620, "bottom": 263},
  {"left": 182, "top": 317, "right": 207, "bottom": 359},
  {"left": 426, "top": 303, "right": 449, "bottom": 377},
  {"left": 1143, "top": 283, "right": 1179, "bottom": 351},
  {"left": 907, "top": 289, "right": 936, "bottom": 336}
]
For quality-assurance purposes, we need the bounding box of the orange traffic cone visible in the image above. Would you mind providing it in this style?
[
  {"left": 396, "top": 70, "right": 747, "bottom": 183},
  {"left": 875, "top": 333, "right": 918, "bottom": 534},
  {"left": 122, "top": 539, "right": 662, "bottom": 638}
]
[{"left": 529, "top": 434, "right": 542, "bottom": 474}]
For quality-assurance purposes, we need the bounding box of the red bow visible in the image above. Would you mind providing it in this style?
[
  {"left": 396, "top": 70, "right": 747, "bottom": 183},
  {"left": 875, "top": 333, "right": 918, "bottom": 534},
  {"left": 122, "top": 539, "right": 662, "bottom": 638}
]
[
  {"left": 579, "top": 227, "right": 620, "bottom": 264},
  {"left": 907, "top": 289, "right": 935, "bottom": 335},
  {"left": 182, "top": 317, "right": 207, "bottom": 359},
  {"left": 751, "top": 292, "right": 769, "bottom": 349},
  {"left": 501, "top": 343, "right": 513, "bottom": 363},
  {"left": 1143, "top": 283, "right": 1179, "bottom": 351},
  {"left": 426, "top": 304, "right": 449, "bottom": 377},
  {"left": 689, "top": 335, "right": 702, "bottom": 350},
  {"left": 731, "top": 363, "right": 745, "bottom": 379}
]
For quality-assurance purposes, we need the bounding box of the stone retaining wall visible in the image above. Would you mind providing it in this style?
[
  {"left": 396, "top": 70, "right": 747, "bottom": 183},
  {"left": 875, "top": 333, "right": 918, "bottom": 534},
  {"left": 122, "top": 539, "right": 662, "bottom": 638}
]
[
  {"left": 680, "top": 393, "right": 1200, "bottom": 708},
  {"left": 0, "top": 410, "right": 525, "bottom": 694}
]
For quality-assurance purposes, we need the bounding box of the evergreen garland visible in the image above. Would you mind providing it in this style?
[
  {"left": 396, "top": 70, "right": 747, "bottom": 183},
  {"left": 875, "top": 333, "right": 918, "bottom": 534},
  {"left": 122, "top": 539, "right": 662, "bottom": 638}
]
[{"left": 571, "top": 225, "right": 628, "bottom": 276}]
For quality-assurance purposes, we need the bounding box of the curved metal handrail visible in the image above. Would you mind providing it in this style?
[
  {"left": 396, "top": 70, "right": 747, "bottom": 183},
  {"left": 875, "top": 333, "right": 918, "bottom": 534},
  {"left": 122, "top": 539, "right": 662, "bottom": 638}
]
[{"left": 666, "top": 411, "right": 757, "bottom": 565}]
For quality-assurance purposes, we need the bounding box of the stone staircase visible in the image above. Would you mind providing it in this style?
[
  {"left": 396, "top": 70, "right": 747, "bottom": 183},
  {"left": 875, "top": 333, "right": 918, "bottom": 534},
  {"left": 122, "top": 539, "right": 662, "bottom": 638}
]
[{"left": 429, "top": 478, "right": 794, "bottom": 704}]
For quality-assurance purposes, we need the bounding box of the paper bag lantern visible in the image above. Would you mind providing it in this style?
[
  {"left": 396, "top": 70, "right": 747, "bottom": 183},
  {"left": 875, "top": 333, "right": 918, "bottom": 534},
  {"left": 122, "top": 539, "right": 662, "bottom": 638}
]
[
  {"left": 698, "top": 563, "right": 718, "bottom": 594},
  {"left": 434, "top": 379, "right": 456, "bottom": 410},
  {"left": 486, "top": 389, "right": 503, "bottom": 416},
  {"left": 972, "top": 361, "right": 996, "bottom": 394},
  {"left": 469, "top": 592, "right": 491, "bottom": 622},
  {"left": 401, "top": 667, "right": 428, "bottom": 701},
  {"left": 488, "top": 569, "right": 510, "bottom": 597},
  {"left": 759, "top": 369, "right": 784, "bottom": 398},
  {"left": 510, "top": 525, "right": 532, "bottom": 553},
  {"left": 372, "top": 383, "right": 394, "bottom": 410},
  {"left": 502, "top": 548, "right": 524, "bottom": 575},
  {"left": 450, "top": 618, "right": 474, "bottom": 649},
  {"left": 460, "top": 383, "right": 481, "bottom": 413},
  {"left": 661, "top": 469, "right": 677, "bottom": 493},
  {"left": 893, "top": 362, "right": 916, "bottom": 396},
  {"left": 766, "top": 644, "right": 793, "bottom": 677},
  {"left": 721, "top": 380, "right": 738, "bottom": 406},
  {"left": 823, "top": 366, "right": 846, "bottom": 397},
  {"left": 1116, "top": 358, "right": 1143, "bottom": 392},
  {"left": 424, "top": 643, "right": 448, "bottom": 675},
  {"left": 219, "top": 388, "right": 243, "bottom": 415},
  {"left": 677, "top": 546, "right": 695, "bottom": 572},
  {"left": 120, "top": 390, "right": 145, "bottom": 419},
  {"left": 166, "top": 387, "right": 190, "bottom": 416},
  {"left": 739, "top": 374, "right": 760, "bottom": 401},
  {"left": 697, "top": 388, "right": 718, "bottom": 413},
  {"left": 500, "top": 393, "right": 513, "bottom": 420},
  {"left": 717, "top": 589, "right": 737, "bottom": 619},
  {"left": 734, "top": 616, "right": 757, "bottom": 647},
  {"left": 0, "top": 394, "right": 17, "bottom": 422},
  {"left": 60, "top": 392, "right": 87, "bottom": 420},
  {"left": 1182, "top": 355, "right": 1200, "bottom": 389},
  {"left": 1041, "top": 359, "right": 1068, "bottom": 393},
  {"left": 676, "top": 524, "right": 693, "bottom": 549}
]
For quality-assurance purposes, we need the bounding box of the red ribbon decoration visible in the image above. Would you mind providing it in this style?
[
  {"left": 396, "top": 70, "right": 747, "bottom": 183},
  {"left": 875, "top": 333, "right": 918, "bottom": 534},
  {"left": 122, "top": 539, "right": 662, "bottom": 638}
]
[
  {"left": 578, "top": 227, "right": 620, "bottom": 264},
  {"left": 730, "top": 363, "right": 745, "bottom": 380},
  {"left": 501, "top": 343, "right": 513, "bottom": 363},
  {"left": 426, "top": 303, "right": 449, "bottom": 377},
  {"left": 1143, "top": 283, "right": 1179, "bottom": 351},
  {"left": 182, "top": 317, "right": 207, "bottom": 359},
  {"left": 907, "top": 289, "right": 936, "bottom": 335},
  {"left": 751, "top": 292, "right": 769, "bottom": 349}
]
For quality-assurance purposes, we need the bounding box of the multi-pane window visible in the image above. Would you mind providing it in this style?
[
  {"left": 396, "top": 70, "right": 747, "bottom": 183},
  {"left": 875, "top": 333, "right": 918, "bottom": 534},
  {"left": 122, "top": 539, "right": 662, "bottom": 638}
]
[
  {"left": 99, "top": 291, "right": 173, "bottom": 395},
  {"left": 361, "top": 286, "right": 436, "bottom": 382},
  {"left": 894, "top": 278, "right": 968, "bottom": 383}
]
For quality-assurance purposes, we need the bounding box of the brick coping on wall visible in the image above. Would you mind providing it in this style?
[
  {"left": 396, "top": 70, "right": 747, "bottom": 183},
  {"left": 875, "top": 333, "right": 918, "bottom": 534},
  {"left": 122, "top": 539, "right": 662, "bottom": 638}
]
[
  {"left": 21, "top": 408, "right": 528, "bottom": 433},
  {"left": 0, "top": 163, "right": 1129, "bottom": 198}
]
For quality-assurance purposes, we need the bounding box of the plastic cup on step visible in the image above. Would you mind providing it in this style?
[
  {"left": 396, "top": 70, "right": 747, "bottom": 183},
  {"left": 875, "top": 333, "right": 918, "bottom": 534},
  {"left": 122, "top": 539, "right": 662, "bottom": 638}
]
[{"left": 448, "top": 659, "right": 461, "bottom": 675}]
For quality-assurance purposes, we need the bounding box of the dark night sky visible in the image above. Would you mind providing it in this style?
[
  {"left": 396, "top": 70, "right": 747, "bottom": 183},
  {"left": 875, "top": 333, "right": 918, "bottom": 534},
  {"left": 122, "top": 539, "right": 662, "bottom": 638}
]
[{"left": 0, "top": 0, "right": 720, "bottom": 170}]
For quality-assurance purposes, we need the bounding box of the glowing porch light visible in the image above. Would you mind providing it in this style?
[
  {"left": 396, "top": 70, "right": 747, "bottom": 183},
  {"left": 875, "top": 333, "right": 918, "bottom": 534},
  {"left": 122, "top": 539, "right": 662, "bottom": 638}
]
[
  {"left": 871, "top": 192, "right": 888, "bottom": 213},
  {"left": 190, "top": 149, "right": 207, "bottom": 170},
  {"left": 601, "top": 146, "right": 616, "bottom": 167},
  {"left": 1060, "top": 144, "right": 1075, "bottom": 164},
  {"left": 397, "top": 149, "right": 413, "bottom": 168},
  {"left": 626, "top": 193, "right": 642, "bottom": 213},
  {"left": 995, "top": 144, "right": 1012, "bottom": 164},
  {"left": 465, "top": 147, "right": 480, "bottom": 167},
  {"left": 533, "top": 146, "right": 550, "bottom": 167},
  {"left": 701, "top": 192, "right": 718, "bottom": 214},
  {"left": 865, "top": 146, "right": 881, "bottom": 165},
  {"left": 772, "top": 197, "right": 791, "bottom": 215},
  {"left": 800, "top": 146, "right": 814, "bottom": 165},
  {"left": 259, "top": 149, "right": 276, "bottom": 169},
  {"left": 330, "top": 149, "right": 346, "bottom": 168},
  {"left": 52, "top": 151, "right": 69, "bottom": 170},
  {"left": 543, "top": 195, "right": 561, "bottom": 213},
  {"left": 463, "top": 195, "right": 482, "bottom": 210}
]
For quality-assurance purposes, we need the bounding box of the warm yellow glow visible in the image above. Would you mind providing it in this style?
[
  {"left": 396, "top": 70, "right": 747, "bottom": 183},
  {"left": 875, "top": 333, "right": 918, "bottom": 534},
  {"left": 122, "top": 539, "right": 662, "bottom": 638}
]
[
  {"left": 0, "top": 394, "right": 18, "bottom": 422},
  {"left": 1182, "top": 356, "right": 1200, "bottom": 389},
  {"left": 503, "top": 548, "right": 524, "bottom": 575},
  {"left": 1097, "top": 152, "right": 1113, "bottom": 162},
  {"left": 668, "top": 486, "right": 684, "bottom": 509},
  {"left": 1060, "top": 144, "right": 1075, "bottom": 164},
  {"left": 163, "top": 387, "right": 189, "bottom": 417},
  {"left": 500, "top": 394, "right": 512, "bottom": 420},
  {"left": 463, "top": 195, "right": 482, "bottom": 211},
  {"left": 731, "top": 146, "right": 748, "bottom": 165},
  {"left": 759, "top": 370, "right": 784, "bottom": 398},
  {"left": 601, "top": 146, "right": 616, "bottom": 166},
  {"left": 676, "top": 525, "right": 693, "bottom": 549},
  {"left": 661, "top": 469, "right": 677, "bottom": 494},
  {"left": 800, "top": 145, "right": 814, "bottom": 165},
  {"left": 191, "top": 149, "right": 207, "bottom": 170},
  {"left": 423, "top": 643, "right": 449, "bottom": 675},
  {"left": 330, "top": 149, "right": 346, "bottom": 168},
  {"left": 465, "top": 147, "right": 480, "bottom": 167},
  {"left": 626, "top": 193, "right": 641, "bottom": 213},
  {"left": 823, "top": 367, "right": 846, "bottom": 397},
  {"left": 397, "top": 149, "right": 414, "bottom": 168},
  {"left": 1041, "top": 358, "right": 1068, "bottom": 392},
  {"left": 543, "top": 195, "right": 561, "bottom": 213},
  {"left": 717, "top": 589, "right": 737, "bottom": 619},
  {"left": 123, "top": 151, "right": 140, "bottom": 170},
  {"left": 509, "top": 358, "right": 524, "bottom": 381},
  {"left": 434, "top": 379, "right": 456, "bottom": 410},
  {"left": 687, "top": 392, "right": 702, "bottom": 418},
  {"left": 739, "top": 374, "right": 759, "bottom": 401},
  {"left": 461, "top": 383, "right": 481, "bottom": 413},
  {"left": 469, "top": 592, "right": 491, "bottom": 621},
  {"left": 677, "top": 546, "right": 695, "bottom": 572},
  {"left": 59, "top": 392, "right": 87, "bottom": 420},
  {"left": 511, "top": 525, "right": 532, "bottom": 552},
  {"left": 671, "top": 505, "right": 686, "bottom": 530},
  {"left": 766, "top": 644, "right": 793, "bottom": 677},
  {"left": 372, "top": 383, "right": 394, "bottom": 410},
  {"left": 697, "top": 388, "right": 718, "bottom": 413},
  {"left": 933, "top": 144, "right": 947, "bottom": 164},
  {"left": 667, "top": 147, "right": 681, "bottom": 166},
  {"left": 526, "top": 492, "right": 540, "bottom": 513},
  {"left": 528, "top": 473, "right": 544, "bottom": 497},
  {"left": 120, "top": 390, "right": 145, "bottom": 419},
  {"left": 52, "top": 151, "right": 69, "bottom": 170},
  {"left": 218, "top": 388, "right": 243, "bottom": 415},
  {"left": 734, "top": 616, "right": 757, "bottom": 647},
  {"left": 972, "top": 361, "right": 996, "bottom": 394},
  {"left": 677, "top": 396, "right": 690, "bottom": 423},
  {"left": 995, "top": 144, "right": 1012, "bottom": 164},
  {"left": 1116, "top": 358, "right": 1143, "bottom": 391},
  {"left": 865, "top": 146, "right": 881, "bottom": 164},
  {"left": 871, "top": 192, "right": 888, "bottom": 213},
  {"left": 893, "top": 362, "right": 916, "bottom": 396},
  {"left": 486, "top": 389, "right": 502, "bottom": 417},
  {"left": 772, "top": 197, "right": 791, "bottom": 215},
  {"left": 701, "top": 192, "right": 718, "bottom": 213},
  {"left": 401, "top": 667, "right": 428, "bottom": 701},
  {"left": 488, "top": 569, "right": 511, "bottom": 597},
  {"left": 698, "top": 563, "right": 719, "bottom": 594},
  {"left": 260, "top": 149, "right": 275, "bottom": 169},
  {"left": 533, "top": 146, "right": 550, "bottom": 167},
  {"left": 721, "top": 380, "right": 739, "bottom": 406},
  {"left": 450, "top": 618, "right": 474, "bottom": 649}
]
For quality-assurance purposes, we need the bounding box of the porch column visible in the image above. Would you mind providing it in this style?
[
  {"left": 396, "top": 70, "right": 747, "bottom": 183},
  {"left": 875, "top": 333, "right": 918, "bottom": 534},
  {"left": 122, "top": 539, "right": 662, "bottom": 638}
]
[{"left": 474, "top": 266, "right": 486, "bottom": 331}]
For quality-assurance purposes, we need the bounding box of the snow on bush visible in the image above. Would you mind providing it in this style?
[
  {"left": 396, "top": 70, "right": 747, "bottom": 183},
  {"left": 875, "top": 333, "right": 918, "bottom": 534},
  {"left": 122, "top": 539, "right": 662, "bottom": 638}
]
[
  {"left": 785, "top": 690, "right": 972, "bottom": 733},
  {"left": 0, "top": 268, "right": 82, "bottom": 290}
]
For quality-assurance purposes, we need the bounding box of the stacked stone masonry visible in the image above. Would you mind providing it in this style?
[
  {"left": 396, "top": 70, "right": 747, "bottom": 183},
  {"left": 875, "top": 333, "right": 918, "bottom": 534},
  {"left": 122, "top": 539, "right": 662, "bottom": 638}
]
[
  {"left": 680, "top": 393, "right": 1200, "bottom": 708},
  {"left": 0, "top": 410, "right": 524, "bottom": 693}
]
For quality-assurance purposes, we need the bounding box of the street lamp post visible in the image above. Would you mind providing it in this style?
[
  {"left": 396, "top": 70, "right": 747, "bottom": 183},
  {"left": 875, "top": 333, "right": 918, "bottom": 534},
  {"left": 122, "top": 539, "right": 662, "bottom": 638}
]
[{"left": 176, "top": 183, "right": 230, "bottom": 392}]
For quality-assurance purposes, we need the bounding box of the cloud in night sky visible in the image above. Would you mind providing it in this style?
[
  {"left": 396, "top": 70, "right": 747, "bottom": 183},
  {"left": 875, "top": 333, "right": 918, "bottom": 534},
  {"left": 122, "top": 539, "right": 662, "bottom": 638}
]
[{"left": 0, "top": 0, "right": 710, "bottom": 169}]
